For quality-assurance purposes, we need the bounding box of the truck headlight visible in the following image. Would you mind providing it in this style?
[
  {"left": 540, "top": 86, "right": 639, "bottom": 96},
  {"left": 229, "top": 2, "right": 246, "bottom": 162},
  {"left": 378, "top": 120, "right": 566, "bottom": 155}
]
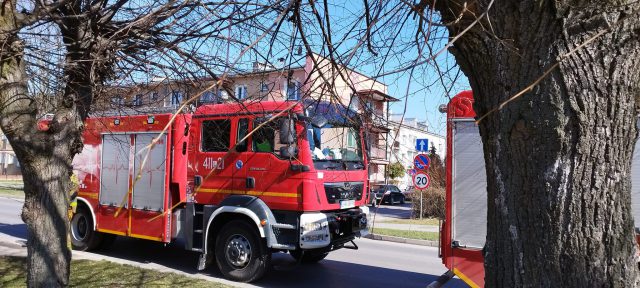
[{"left": 302, "top": 222, "right": 325, "bottom": 232}]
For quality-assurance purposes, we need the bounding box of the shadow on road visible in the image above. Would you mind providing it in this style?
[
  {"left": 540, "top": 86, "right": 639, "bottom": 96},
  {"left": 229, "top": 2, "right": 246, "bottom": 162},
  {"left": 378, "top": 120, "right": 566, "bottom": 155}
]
[
  {"left": 0, "top": 223, "right": 27, "bottom": 239},
  {"left": 89, "top": 237, "right": 466, "bottom": 288},
  {"left": 263, "top": 254, "right": 467, "bottom": 288},
  {"left": 369, "top": 203, "right": 413, "bottom": 219}
]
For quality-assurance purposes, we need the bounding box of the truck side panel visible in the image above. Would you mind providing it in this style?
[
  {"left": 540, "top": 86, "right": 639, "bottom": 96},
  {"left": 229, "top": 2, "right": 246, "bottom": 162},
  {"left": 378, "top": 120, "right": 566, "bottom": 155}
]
[
  {"left": 75, "top": 114, "right": 178, "bottom": 242},
  {"left": 442, "top": 91, "right": 485, "bottom": 288}
]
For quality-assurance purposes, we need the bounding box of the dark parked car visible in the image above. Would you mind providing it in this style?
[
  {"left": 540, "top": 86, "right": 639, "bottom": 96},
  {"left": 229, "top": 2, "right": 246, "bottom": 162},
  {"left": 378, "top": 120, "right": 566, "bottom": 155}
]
[{"left": 370, "top": 184, "right": 405, "bottom": 206}]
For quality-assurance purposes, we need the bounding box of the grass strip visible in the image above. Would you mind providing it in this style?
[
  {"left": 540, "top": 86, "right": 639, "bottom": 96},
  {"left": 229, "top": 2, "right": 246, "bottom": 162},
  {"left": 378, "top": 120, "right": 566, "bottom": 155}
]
[
  {"left": 0, "top": 256, "right": 229, "bottom": 287},
  {"left": 377, "top": 218, "right": 440, "bottom": 226},
  {"left": 370, "top": 228, "right": 439, "bottom": 241},
  {"left": 0, "top": 188, "right": 24, "bottom": 199}
]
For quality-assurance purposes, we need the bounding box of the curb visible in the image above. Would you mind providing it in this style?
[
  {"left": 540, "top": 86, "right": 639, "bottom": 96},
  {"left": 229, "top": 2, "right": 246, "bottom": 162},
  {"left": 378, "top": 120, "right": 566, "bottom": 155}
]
[
  {"left": 0, "top": 239, "right": 25, "bottom": 250},
  {"left": 0, "top": 195, "right": 24, "bottom": 202},
  {"left": 364, "top": 233, "right": 438, "bottom": 247}
]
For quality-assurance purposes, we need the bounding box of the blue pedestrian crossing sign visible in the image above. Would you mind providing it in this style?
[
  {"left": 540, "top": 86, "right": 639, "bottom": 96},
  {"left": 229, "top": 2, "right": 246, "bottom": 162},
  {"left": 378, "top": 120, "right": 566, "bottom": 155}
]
[
  {"left": 414, "top": 154, "right": 430, "bottom": 171},
  {"left": 416, "top": 139, "right": 429, "bottom": 152}
]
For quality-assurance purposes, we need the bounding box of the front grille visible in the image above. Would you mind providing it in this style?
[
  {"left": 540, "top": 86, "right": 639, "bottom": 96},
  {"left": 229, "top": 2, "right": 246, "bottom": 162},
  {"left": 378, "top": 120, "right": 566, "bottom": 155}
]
[{"left": 324, "top": 182, "right": 364, "bottom": 204}]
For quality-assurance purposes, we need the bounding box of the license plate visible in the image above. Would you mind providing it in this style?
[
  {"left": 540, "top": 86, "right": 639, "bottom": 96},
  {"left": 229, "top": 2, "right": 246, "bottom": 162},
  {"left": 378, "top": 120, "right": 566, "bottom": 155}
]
[{"left": 340, "top": 200, "right": 355, "bottom": 209}]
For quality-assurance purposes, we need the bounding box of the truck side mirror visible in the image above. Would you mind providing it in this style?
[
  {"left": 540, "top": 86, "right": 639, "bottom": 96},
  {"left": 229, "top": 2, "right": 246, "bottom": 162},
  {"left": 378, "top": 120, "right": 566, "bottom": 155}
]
[{"left": 279, "top": 118, "right": 296, "bottom": 144}]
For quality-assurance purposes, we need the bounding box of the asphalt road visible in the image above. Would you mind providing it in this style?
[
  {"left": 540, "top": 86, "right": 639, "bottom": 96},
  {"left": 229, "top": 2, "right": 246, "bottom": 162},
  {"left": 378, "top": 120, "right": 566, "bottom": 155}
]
[{"left": 0, "top": 197, "right": 466, "bottom": 288}]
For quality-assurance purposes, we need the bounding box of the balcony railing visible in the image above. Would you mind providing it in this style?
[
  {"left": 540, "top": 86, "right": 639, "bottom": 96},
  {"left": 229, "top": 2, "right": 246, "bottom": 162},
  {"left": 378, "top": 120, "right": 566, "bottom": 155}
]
[{"left": 369, "top": 145, "right": 388, "bottom": 161}]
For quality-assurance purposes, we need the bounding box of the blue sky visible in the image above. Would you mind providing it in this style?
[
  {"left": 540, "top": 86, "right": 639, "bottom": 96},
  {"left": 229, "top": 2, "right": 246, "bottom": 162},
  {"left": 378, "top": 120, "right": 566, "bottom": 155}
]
[
  {"left": 113, "top": 1, "right": 471, "bottom": 135},
  {"left": 320, "top": 1, "right": 471, "bottom": 135}
]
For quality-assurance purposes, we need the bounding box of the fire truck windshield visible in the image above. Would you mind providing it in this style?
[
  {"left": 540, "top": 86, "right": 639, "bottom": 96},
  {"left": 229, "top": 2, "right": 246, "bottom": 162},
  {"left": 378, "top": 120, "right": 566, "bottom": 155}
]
[
  {"left": 307, "top": 123, "right": 364, "bottom": 171},
  {"left": 303, "top": 101, "right": 364, "bottom": 171}
]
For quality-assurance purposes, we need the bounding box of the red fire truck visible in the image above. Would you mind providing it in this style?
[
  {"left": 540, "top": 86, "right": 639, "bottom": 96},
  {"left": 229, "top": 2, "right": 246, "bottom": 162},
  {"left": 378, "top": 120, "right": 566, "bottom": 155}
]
[
  {"left": 439, "top": 90, "right": 486, "bottom": 287},
  {"left": 69, "top": 101, "right": 370, "bottom": 282},
  {"left": 439, "top": 91, "right": 640, "bottom": 287}
]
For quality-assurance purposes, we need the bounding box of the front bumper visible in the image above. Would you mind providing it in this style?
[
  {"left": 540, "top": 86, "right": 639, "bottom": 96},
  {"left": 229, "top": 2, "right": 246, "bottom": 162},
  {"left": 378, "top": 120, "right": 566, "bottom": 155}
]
[
  {"left": 299, "top": 208, "right": 368, "bottom": 250},
  {"left": 327, "top": 208, "right": 368, "bottom": 240}
]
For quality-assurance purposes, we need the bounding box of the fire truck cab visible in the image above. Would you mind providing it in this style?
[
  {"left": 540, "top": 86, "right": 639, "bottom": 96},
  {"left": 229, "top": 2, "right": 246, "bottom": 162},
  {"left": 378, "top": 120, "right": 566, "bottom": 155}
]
[{"left": 70, "top": 101, "right": 369, "bottom": 282}]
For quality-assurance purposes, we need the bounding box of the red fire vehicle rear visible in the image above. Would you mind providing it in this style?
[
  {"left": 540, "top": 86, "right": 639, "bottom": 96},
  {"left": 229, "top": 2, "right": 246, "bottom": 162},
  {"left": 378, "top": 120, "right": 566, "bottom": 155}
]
[
  {"left": 69, "top": 101, "right": 370, "bottom": 282},
  {"left": 438, "top": 90, "right": 486, "bottom": 287},
  {"left": 439, "top": 91, "right": 640, "bottom": 288}
]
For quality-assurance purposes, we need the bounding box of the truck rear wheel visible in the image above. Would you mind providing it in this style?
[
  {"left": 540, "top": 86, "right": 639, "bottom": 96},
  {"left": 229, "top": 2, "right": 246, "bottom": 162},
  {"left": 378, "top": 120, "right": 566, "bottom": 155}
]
[
  {"left": 70, "top": 207, "right": 103, "bottom": 251},
  {"left": 290, "top": 249, "right": 329, "bottom": 263},
  {"left": 214, "top": 220, "right": 270, "bottom": 282}
]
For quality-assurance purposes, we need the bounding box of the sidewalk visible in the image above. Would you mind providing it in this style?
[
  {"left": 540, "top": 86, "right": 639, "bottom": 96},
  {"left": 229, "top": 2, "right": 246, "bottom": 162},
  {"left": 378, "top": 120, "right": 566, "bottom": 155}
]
[{"left": 365, "top": 212, "right": 441, "bottom": 247}]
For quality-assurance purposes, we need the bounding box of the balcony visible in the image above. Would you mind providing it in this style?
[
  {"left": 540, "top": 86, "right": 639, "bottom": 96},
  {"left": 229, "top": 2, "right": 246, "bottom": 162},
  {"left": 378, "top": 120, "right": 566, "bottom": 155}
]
[{"left": 369, "top": 145, "right": 389, "bottom": 164}]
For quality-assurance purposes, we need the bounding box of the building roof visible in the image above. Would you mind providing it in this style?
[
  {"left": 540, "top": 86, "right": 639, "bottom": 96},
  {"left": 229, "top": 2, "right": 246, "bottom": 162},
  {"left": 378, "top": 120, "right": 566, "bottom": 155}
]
[{"left": 356, "top": 89, "right": 399, "bottom": 102}]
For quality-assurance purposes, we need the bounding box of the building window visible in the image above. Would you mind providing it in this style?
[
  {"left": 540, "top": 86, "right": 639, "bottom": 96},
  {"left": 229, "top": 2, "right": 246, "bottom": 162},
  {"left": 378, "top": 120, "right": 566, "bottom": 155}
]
[
  {"left": 364, "top": 100, "right": 374, "bottom": 112},
  {"left": 150, "top": 92, "right": 159, "bottom": 102},
  {"left": 235, "top": 85, "right": 247, "bottom": 100},
  {"left": 132, "top": 94, "right": 143, "bottom": 106},
  {"left": 347, "top": 129, "right": 357, "bottom": 148},
  {"left": 349, "top": 94, "right": 360, "bottom": 111},
  {"left": 286, "top": 80, "right": 301, "bottom": 101},
  {"left": 111, "top": 96, "right": 124, "bottom": 106},
  {"left": 201, "top": 120, "right": 231, "bottom": 152},
  {"left": 260, "top": 81, "right": 269, "bottom": 93},
  {"left": 166, "top": 91, "right": 183, "bottom": 107}
]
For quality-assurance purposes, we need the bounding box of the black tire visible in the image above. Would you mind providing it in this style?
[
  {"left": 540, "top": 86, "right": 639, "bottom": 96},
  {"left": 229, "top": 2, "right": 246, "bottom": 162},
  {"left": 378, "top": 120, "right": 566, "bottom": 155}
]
[
  {"left": 290, "top": 249, "right": 329, "bottom": 263},
  {"left": 215, "top": 220, "right": 271, "bottom": 283},
  {"left": 70, "top": 207, "right": 103, "bottom": 251},
  {"left": 400, "top": 195, "right": 406, "bottom": 205}
]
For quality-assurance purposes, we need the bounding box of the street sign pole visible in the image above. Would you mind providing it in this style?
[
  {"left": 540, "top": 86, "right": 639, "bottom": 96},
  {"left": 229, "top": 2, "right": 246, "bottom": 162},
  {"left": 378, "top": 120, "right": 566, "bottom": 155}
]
[{"left": 420, "top": 190, "right": 423, "bottom": 220}]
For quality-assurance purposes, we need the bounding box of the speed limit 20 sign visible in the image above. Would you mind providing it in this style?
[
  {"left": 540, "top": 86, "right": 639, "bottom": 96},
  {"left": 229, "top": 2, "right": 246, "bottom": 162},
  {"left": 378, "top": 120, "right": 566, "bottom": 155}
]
[{"left": 413, "top": 172, "right": 431, "bottom": 190}]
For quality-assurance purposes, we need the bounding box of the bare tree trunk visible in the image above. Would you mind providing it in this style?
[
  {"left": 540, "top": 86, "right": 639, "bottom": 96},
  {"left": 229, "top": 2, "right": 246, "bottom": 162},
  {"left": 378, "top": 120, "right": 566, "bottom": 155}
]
[
  {"left": 20, "top": 158, "right": 73, "bottom": 287},
  {"left": 1, "top": 1, "right": 87, "bottom": 286},
  {"left": 0, "top": 30, "right": 75, "bottom": 288},
  {"left": 0, "top": 35, "right": 71, "bottom": 288},
  {"left": 435, "top": 1, "right": 640, "bottom": 286}
]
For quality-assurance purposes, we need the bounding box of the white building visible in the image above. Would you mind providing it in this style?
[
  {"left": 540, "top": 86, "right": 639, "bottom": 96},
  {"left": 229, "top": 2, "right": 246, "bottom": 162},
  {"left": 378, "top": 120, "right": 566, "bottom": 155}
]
[{"left": 387, "top": 115, "right": 445, "bottom": 190}]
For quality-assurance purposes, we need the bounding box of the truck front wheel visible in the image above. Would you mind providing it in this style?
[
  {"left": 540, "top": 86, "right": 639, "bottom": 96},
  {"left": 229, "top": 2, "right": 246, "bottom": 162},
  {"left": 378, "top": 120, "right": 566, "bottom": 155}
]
[
  {"left": 214, "top": 220, "right": 271, "bottom": 282},
  {"left": 70, "top": 207, "right": 103, "bottom": 251}
]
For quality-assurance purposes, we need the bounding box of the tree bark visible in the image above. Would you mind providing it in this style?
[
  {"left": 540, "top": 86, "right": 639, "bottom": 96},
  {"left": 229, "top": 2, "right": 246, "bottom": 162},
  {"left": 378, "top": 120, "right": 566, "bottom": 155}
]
[
  {"left": 0, "top": 27, "right": 74, "bottom": 288},
  {"left": 435, "top": 1, "right": 640, "bottom": 286},
  {"left": 1, "top": 1, "right": 88, "bottom": 286}
]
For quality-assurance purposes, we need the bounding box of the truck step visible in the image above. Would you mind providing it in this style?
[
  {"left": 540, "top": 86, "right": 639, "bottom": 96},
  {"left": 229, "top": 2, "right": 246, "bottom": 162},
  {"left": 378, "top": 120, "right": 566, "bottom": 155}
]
[
  {"left": 270, "top": 243, "right": 296, "bottom": 250},
  {"left": 194, "top": 229, "right": 203, "bottom": 233},
  {"left": 191, "top": 248, "right": 203, "bottom": 252},
  {"left": 271, "top": 223, "right": 296, "bottom": 230}
]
